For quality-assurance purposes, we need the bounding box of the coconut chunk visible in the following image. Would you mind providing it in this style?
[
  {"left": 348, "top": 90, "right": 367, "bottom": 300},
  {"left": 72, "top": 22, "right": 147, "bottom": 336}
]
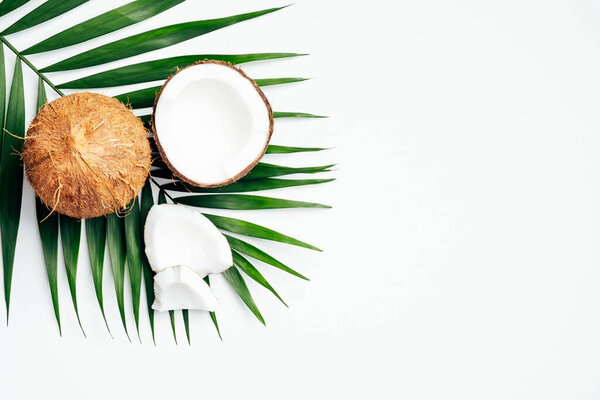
[
  {"left": 144, "top": 203, "right": 232, "bottom": 276},
  {"left": 152, "top": 265, "right": 219, "bottom": 312},
  {"left": 152, "top": 60, "right": 273, "bottom": 187}
]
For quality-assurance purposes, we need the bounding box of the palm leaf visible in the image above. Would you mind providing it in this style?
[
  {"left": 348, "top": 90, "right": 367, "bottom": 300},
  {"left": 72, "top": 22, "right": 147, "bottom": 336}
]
[
  {"left": 0, "top": 0, "right": 29, "bottom": 16},
  {"left": 22, "top": 0, "right": 185, "bottom": 55},
  {"left": 223, "top": 267, "right": 264, "bottom": 325},
  {"left": 0, "top": 0, "right": 331, "bottom": 339},
  {"left": 273, "top": 112, "right": 327, "bottom": 119},
  {"left": 175, "top": 194, "right": 330, "bottom": 210},
  {"left": 2, "top": 0, "right": 89, "bottom": 36},
  {"left": 61, "top": 53, "right": 304, "bottom": 89},
  {"left": 41, "top": 6, "right": 286, "bottom": 72},
  {"left": 112, "top": 76, "right": 306, "bottom": 109},
  {"left": 157, "top": 189, "right": 179, "bottom": 344},
  {"left": 35, "top": 198, "right": 61, "bottom": 334},
  {"left": 34, "top": 77, "right": 61, "bottom": 334},
  {"left": 0, "top": 45, "right": 5, "bottom": 149},
  {"left": 106, "top": 213, "right": 130, "bottom": 340},
  {"left": 255, "top": 77, "right": 308, "bottom": 87},
  {"left": 59, "top": 215, "right": 85, "bottom": 336},
  {"left": 151, "top": 162, "right": 333, "bottom": 181},
  {"left": 265, "top": 145, "right": 328, "bottom": 154},
  {"left": 169, "top": 310, "right": 177, "bottom": 344},
  {"left": 204, "top": 275, "right": 222, "bottom": 340},
  {"left": 85, "top": 217, "right": 110, "bottom": 336},
  {"left": 124, "top": 198, "right": 144, "bottom": 340},
  {"left": 161, "top": 178, "right": 334, "bottom": 194},
  {"left": 139, "top": 180, "right": 156, "bottom": 343},
  {"left": 205, "top": 213, "right": 321, "bottom": 251},
  {"left": 0, "top": 57, "right": 24, "bottom": 322},
  {"left": 225, "top": 235, "right": 308, "bottom": 280},
  {"left": 35, "top": 74, "right": 46, "bottom": 110},
  {"left": 242, "top": 163, "right": 335, "bottom": 180},
  {"left": 232, "top": 251, "right": 286, "bottom": 306},
  {"left": 182, "top": 310, "right": 190, "bottom": 345}
]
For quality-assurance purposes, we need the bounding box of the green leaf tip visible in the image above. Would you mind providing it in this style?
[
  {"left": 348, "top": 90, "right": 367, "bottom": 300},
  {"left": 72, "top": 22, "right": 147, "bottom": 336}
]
[
  {"left": 225, "top": 235, "right": 309, "bottom": 281},
  {"left": 273, "top": 111, "right": 328, "bottom": 119},
  {"left": 169, "top": 310, "right": 178, "bottom": 345},
  {"left": 233, "top": 251, "right": 287, "bottom": 307},
  {"left": 224, "top": 267, "right": 265, "bottom": 325},
  {"left": 59, "top": 215, "right": 86, "bottom": 338}
]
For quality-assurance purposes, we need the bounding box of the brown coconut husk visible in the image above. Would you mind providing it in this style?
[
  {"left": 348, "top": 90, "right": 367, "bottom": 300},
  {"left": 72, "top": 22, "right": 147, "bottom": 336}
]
[
  {"left": 23, "top": 92, "right": 151, "bottom": 219},
  {"left": 151, "top": 60, "right": 274, "bottom": 188}
]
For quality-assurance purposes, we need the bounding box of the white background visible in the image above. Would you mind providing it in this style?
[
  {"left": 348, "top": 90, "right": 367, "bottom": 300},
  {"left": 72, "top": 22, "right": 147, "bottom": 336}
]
[{"left": 1, "top": 0, "right": 600, "bottom": 399}]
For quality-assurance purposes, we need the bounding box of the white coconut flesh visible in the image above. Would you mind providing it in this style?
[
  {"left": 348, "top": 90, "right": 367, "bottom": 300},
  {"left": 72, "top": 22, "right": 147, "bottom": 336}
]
[
  {"left": 153, "top": 62, "right": 272, "bottom": 186},
  {"left": 145, "top": 204, "right": 232, "bottom": 276},
  {"left": 144, "top": 204, "right": 232, "bottom": 311},
  {"left": 152, "top": 265, "right": 220, "bottom": 312}
]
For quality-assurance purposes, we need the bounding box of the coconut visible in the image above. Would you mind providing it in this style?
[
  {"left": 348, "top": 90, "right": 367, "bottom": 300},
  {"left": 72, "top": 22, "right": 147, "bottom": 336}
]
[
  {"left": 144, "top": 203, "right": 232, "bottom": 312},
  {"left": 23, "top": 92, "right": 151, "bottom": 219},
  {"left": 144, "top": 203, "right": 232, "bottom": 277},
  {"left": 152, "top": 60, "right": 273, "bottom": 187},
  {"left": 152, "top": 265, "right": 220, "bottom": 312}
]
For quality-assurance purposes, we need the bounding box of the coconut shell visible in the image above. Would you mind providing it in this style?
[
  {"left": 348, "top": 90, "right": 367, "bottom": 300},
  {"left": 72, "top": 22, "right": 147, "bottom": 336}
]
[
  {"left": 23, "top": 92, "right": 151, "bottom": 219},
  {"left": 151, "top": 60, "right": 274, "bottom": 188}
]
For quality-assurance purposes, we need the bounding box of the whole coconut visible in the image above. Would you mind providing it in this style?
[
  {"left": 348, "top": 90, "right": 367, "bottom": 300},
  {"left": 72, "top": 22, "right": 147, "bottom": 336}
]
[{"left": 23, "top": 92, "right": 151, "bottom": 219}]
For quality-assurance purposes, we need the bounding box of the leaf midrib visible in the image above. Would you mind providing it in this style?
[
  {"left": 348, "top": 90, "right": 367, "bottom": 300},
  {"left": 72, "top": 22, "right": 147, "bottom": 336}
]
[{"left": 0, "top": 35, "right": 64, "bottom": 96}]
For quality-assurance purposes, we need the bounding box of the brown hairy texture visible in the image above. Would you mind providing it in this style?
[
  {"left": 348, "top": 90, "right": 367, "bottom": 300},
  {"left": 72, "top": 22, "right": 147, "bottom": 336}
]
[
  {"left": 151, "top": 60, "right": 274, "bottom": 188},
  {"left": 23, "top": 92, "right": 151, "bottom": 219}
]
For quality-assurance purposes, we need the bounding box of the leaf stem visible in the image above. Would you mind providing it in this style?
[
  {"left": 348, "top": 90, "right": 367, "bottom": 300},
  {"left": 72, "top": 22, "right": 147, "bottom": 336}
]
[
  {"left": 149, "top": 176, "right": 175, "bottom": 202},
  {"left": 0, "top": 35, "right": 65, "bottom": 97}
]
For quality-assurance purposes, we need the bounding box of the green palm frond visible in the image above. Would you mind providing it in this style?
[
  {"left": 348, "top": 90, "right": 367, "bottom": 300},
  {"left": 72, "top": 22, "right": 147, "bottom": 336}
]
[
  {"left": 0, "top": 1, "right": 30, "bottom": 17},
  {"left": 223, "top": 266, "right": 264, "bottom": 325},
  {"left": 41, "top": 7, "right": 285, "bottom": 72},
  {"left": 157, "top": 189, "right": 180, "bottom": 344},
  {"left": 174, "top": 194, "right": 330, "bottom": 210},
  {"left": 60, "top": 53, "right": 305, "bottom": 89},
  {"left": 161, "top": 177, "right": 334, "bottom": 193},
  {"left": 169, "top": 309, "right": 177, "bottom": 344},
  {"left": 205, "top": 213, "right": 321, "bottom": 251},
  {"left": 182, "top": 310, "right": 190, "bottom": 345},
  {"left": 0, "top": 1, "right": 331, "bottom": 340},
  {"left": 124, "top": 198, "right": 144, "bottom": 340},
  {"left": 1, "top": 0, "right": 89, "bottom": 36},
  {"left": 34, "top": 79, "right": 61, "bottom": 334},
  {"left": 85, "top": 216, "right": 111, "bottom": 336},
  {"left": 233, "top": 251, "right": 287, "bottom": 307},
  {"left": 0, "top": 56, "right": 24, "bottom": 322},
  {"left": 22, "top": 0, "right": 185, "bottom": 54},
  {"left": 59, "top": 215, "right": 85, "bottom": 336},
  {"left": 106, "top": 213, "right": 130, "bottom": 341},
  {"left": 242, "top": 162, "right": 335, "bottom": 180},
  {"left": 273, "top": 111, "right": 327, "bottom": 118},
  {"left": 225, "top": 235, "right": 308, "bottom": 280},
  {"left": 113, "top": 75, "right": 307, "bottom": 109},
  {"left": 140, "top": 181, "right": 156, "bottom": 344},
  {"left": 265, "top": 145, "right": 329, "bottom": 154},
  {"left": 204, "top": 275, "right": 222, "bottom": 340}
]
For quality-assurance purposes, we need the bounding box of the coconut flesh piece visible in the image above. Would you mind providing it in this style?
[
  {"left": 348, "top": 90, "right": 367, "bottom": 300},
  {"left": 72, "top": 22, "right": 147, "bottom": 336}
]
[
  {"left": 152, "top": 265, "right": 220, "bottom": 312},
  {"left": 144, "top": 204, "right": 232, "bottom": 311},
  {"left": 152, "top": 60, "right": 273, "bottom": 187}
]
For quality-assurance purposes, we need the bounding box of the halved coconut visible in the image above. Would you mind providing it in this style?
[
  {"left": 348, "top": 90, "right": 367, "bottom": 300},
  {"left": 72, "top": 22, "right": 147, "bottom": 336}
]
[
  {"left": 152, "top": 60, "right": 273, "bottom": 187},
  {"left": 144, "top": 203, "right": 232, "bottom": 277},
  {"left": 153, "top": 265, "right": 220, "bottom": 312}
]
